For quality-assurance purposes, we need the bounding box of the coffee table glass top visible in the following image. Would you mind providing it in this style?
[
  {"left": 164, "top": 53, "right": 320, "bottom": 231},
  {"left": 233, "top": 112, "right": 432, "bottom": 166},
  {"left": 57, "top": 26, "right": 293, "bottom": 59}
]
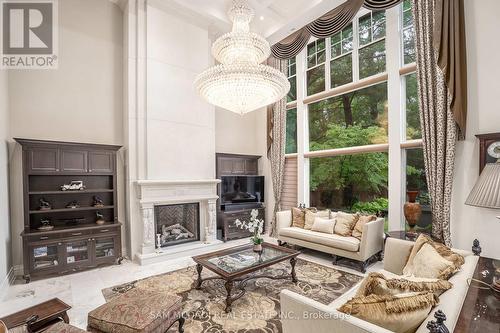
[{"left": 206, "top": 245, "right": 292, "bottom": 274}]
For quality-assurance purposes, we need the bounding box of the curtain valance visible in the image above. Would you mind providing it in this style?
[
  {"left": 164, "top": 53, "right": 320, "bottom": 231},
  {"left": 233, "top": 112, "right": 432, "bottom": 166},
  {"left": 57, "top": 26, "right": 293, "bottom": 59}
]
[{"left": 271, "top": 0, "right": 403, "bottom": 59}]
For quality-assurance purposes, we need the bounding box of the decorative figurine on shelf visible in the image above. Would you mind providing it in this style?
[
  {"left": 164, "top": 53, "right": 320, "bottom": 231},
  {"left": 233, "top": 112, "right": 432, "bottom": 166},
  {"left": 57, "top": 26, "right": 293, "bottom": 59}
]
[
  {"left": 235, "top": 209, "right": 264, "bottom": 252},
  {"left": 93, "top": 196, "right": 105, "bottom": 207},
  {"left": 60, "top": 180, "right": 85, "bottom": 191},
  {"left": 38, "top": 198, "right": 52, "bottom": 211},
  {"left": 38, "top": 218, "right": 54, "bottom": 231},
  {"left": 65, "top": 200, "right": 80, "bottom": 209},
  {"left": 95, "top": 212, "right": 106, "bottom": 225}
]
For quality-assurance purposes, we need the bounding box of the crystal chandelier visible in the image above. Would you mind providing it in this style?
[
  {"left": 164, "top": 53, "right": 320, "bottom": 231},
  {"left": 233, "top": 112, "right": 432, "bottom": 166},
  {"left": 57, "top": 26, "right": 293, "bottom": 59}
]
[{"left": 195, "top": 0, "right": 290, "bottom": 115}]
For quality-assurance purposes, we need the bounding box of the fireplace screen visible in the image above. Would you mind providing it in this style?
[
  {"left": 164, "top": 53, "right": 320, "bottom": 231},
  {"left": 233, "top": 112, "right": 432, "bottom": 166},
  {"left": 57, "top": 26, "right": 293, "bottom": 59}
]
[{"left": 154, "top": 203, "right": 200, "bottom": 247}]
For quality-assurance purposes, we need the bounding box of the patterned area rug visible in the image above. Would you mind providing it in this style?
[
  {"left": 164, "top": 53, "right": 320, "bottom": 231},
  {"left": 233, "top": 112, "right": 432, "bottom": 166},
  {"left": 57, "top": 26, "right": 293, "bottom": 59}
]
[{"left": 102, "top": 259, "right": 361, "bottom": 333}]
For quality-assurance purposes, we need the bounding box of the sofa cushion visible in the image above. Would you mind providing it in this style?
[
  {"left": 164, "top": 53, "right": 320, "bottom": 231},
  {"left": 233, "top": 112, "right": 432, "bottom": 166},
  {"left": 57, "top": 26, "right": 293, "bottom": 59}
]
[
  {"left": 352, "top": 215, "right": 377, "bottom": 239},
  {"left": 310, "top": 217, "right": 335, "bottom": 234},
  {"left": 279, "top": 227, "right": 360, "bottom": 252},
  {"left": 405, "top": 243, "right": 457, "bottom": 279},
  {"left": 403, "top": 234, "right": 464, "bottom": 279},
  {"left": 355, "top": 272, "right": 452, "bottom": 297},
  {"left": 334, "top": 212, "right": 359, "bottom": 236},
  {"left": 338, "top": 292, "right": 438, "bottom": 333},
  {"left": 304, "top": 209, "right": 331, "bottom": 230},
  {"left": 88, "top": 288, "right": 182, "bottom": 333}
]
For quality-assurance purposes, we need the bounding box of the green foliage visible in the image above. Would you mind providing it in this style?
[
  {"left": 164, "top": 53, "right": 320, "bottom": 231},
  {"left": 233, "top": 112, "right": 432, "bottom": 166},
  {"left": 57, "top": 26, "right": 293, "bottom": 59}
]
[{"left": 352, "top": 197, "right": 389, "bottom": 215}]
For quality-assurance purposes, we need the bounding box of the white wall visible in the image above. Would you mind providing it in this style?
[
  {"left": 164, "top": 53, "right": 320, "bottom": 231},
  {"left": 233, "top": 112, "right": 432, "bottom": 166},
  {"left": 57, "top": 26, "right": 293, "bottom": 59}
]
[
  {"left": 146, "top": 5, "right": 215, "bottom": 180},
  {"left": 0, "top": 69, "right": 11, "bottom": 289},
  {"left": 451, "top": 0, "right": 500, "bottom": 258},
  {"left": 8, "top": 0, "right": 124, "bottom": 267}
]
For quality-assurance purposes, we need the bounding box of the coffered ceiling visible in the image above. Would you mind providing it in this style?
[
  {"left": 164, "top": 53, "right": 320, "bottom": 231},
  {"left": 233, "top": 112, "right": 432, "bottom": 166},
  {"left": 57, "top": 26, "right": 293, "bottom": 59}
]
[{"left": 148, "top": 0, "right": 345, "bottom": 44}]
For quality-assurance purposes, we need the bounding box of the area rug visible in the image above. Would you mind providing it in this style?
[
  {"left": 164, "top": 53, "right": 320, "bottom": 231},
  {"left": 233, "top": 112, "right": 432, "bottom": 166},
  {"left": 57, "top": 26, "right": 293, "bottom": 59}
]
[{"left": 102, "top": 259, "right": 362, "bottom": 333}]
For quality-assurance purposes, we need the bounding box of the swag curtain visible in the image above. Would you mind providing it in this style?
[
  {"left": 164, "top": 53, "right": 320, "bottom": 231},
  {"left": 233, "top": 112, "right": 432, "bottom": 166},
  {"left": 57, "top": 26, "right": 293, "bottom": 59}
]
[
  {"left": 412, "top": 0, "right": 467, "bottom": 246},
  {"left": 267, "top": 57, "right": 288, "bottom": 237}
]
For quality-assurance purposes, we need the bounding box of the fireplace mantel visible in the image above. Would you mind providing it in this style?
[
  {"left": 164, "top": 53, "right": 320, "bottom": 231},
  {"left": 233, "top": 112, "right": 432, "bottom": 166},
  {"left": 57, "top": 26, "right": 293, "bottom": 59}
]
[{"left": 135, "top": 179, "right": 222, "bottom": 265}]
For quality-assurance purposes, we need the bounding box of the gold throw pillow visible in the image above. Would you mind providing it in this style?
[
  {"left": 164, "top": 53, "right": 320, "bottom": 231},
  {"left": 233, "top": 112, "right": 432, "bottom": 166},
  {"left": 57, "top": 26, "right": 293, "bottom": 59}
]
[
  {"left": 356, "top": 272, "right": 453, "bottom": 298},
  {"left": 334, "top": 212, "right": 359, "bottom": 236},
  {"left": 352, "top": 215, "right": 377, "bottom": 239},
  {"left": 291, "top": 207, "right": 317, "bottom": 228},
  {"left": 338, "top": 292, "right": 438, "bottom": 333},
  {"left": 404, "top": 243, "right": 457, "bottom": 279},
  {"left": 304, "top": 209, "right": 331, "bottom": 230},
  {"left": 403, "top": 234, "right": 464, "bottom": 279}
]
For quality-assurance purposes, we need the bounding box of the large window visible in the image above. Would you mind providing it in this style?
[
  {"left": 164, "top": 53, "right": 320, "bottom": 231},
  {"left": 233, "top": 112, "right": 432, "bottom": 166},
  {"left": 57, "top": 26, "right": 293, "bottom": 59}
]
[
  {"left": 330, "top": 23, "right": 354, "bottom": 88},
  {"left": 306, "top": 39, "right": 326, "bottom": 95},
  {"left": 283, "top": 3, "right": 420, "bottom": 231},
  {"left": 309, "top": 82, "right": 388, "bottom": 151},
  {"left": 402, "top": 0, "right": 415, "bottom": 64},
  {"left": 285, "top": 108, "right": 297, "bottom": 154},
  {"left": 310, "top": 153, "right": 388, "bottom": 211},
  {"left": 358, "top": 11, "right": 386, "bottom": 78},
  {"left": 287, "top": 57, "right": 297, "bottom": 102}
]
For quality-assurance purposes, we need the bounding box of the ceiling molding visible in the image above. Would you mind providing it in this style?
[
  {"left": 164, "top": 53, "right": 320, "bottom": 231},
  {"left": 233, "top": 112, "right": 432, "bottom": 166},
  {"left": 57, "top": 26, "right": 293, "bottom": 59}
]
[{"left": 108, "top": 0, "right": 127, "bottom": 11}]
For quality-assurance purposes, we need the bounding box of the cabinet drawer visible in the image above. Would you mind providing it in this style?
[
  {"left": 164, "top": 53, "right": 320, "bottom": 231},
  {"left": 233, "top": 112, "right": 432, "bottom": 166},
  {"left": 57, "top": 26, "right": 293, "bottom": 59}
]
[
  {"left": 26, "top": 233, "right": 60, "bottom": 242},
  {"left": 60, "top": 230, "right": 93, "bottom": 238},
  {"left": 91, "top": 228, "right": 119, "bottom": 236}
]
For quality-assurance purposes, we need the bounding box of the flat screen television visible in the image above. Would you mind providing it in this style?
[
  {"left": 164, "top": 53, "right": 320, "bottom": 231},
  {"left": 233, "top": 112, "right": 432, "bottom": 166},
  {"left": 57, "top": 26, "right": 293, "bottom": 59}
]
[{"left": 220, "top": 175, "right": 264, "bottom": 206}]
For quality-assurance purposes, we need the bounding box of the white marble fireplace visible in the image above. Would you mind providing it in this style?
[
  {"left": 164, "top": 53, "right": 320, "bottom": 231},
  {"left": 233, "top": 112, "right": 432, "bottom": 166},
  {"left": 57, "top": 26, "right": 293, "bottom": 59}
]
[{"left": 135, "top": 179, "right": 222, "bottom": 265}]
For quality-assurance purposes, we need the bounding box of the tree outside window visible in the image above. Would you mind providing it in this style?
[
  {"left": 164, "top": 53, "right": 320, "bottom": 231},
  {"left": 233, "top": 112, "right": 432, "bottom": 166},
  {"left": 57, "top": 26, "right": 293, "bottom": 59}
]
[{"left": 306, "top": 39, "right": 326, "bottom": 95}]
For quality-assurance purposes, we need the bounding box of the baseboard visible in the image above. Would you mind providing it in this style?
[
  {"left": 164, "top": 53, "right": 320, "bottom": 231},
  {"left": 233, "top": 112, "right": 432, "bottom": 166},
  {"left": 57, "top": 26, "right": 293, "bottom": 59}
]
[{"left": 0, "top": 266, "right": 15, "bottom": 301}]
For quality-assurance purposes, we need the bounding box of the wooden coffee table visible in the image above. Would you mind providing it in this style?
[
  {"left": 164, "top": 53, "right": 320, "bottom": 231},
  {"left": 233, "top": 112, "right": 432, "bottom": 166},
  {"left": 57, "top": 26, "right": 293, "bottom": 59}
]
[
  {"left": 0, "top": 298, "right": 71, "bottom": 332},
  {"left": 192, "top": 242, "right": 300, "bottom": 312}
]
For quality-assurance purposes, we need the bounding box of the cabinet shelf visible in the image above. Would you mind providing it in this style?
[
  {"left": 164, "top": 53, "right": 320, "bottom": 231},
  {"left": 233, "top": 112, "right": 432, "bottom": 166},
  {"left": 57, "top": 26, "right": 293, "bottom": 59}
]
[
  {"left": 29, "top": 205, "right": 114, "bottom": 215},
  {"left": 29, "top": 189, "right": 114, "bottom": 195}
]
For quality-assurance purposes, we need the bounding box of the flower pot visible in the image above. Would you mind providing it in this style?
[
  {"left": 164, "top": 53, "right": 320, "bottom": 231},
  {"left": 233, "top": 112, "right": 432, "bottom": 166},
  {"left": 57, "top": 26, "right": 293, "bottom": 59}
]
[
  {"left": 407, "top": 190, "right": 419, "bottom": 203},
  {"left": 253, "top": 244, "right": 262, "bottom": 252},
  {"left": 404, "top": 201, "right": 422, "bottom": 233}
]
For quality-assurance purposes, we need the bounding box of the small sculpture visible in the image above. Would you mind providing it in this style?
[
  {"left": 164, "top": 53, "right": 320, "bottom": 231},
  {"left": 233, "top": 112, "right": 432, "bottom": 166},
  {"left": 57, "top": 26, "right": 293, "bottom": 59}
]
[
  {"left": 38, "top": 198, "right": 52, "bottom": 211},
  {"left": 38, "top": 218, "right": 54, "bottom": 231},
  {"left": 66, "top": 200, "right": 80, "bottom": 209},
  {"left": 61, "top": 181, "right": 85, "bottom": 191},
  {"left": 93, "top": 196, "right": 104, "bottom": 207},
  {"left": 95, "top": 212, "right": 106, "bottom": 225}
]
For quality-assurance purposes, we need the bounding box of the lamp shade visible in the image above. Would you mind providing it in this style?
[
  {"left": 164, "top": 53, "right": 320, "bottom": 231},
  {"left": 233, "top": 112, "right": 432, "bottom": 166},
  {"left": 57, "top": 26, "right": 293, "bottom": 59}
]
[{"left": 465, "top": 162, "right": 500, "bottom": 209}]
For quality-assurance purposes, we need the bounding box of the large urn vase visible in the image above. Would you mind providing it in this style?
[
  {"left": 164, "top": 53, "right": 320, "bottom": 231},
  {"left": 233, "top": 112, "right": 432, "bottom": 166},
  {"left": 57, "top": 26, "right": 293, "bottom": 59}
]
[{"left": 404, "top": 191, "right": 422, "bottom": 234}]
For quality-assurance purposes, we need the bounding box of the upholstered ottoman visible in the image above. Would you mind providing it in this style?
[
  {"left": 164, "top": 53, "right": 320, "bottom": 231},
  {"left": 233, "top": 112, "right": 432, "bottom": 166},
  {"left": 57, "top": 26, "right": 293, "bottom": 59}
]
[
  {"left": 45, "top": 322, "right": 88, "bottom": 333},
  {"left": 87, "top": 288, "right": 184, "bottom": 333}
]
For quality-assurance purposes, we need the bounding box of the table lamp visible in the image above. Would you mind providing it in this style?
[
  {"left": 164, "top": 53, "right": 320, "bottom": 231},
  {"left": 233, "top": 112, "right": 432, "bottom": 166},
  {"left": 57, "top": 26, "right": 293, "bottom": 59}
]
[{"left": 465, "top": 161, "right": 500, "bottom": 294}]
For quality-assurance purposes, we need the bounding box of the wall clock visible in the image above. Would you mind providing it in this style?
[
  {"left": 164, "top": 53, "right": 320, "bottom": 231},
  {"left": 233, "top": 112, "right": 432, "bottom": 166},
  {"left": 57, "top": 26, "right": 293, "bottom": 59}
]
[{"left": 476, "top": 132, "right": 500, "bottom": 174}]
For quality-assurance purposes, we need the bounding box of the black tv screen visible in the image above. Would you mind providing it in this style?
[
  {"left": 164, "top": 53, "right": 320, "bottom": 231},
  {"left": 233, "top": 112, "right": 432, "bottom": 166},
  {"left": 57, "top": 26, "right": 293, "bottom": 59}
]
[{"left": 220, "top": 176, "right": 264, "bottom": 205}]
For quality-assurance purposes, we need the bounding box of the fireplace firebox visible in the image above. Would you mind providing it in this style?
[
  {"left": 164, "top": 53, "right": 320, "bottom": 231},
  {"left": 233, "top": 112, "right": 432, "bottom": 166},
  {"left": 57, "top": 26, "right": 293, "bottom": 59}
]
[{"left": 154, "top": 203, "right": 200, "bottom": 248}]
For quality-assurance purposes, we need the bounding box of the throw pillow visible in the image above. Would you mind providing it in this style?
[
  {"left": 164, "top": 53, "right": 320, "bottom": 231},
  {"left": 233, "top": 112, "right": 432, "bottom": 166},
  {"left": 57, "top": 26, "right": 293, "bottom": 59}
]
[
  {"left": 351, "top": 215, "right": 377, "bottom": 239},
  {"left": 334, "top": 212, "right": 359, "bottom": 236},
  {"left": 291, "top": 207, "right": 317, "bottom": 228},
  {"left": 404, "top": 243, "right": 456, "bottom": 279},
  {"left": 311, "top": 217, "right": 336, "bottom": 234},
  {"left": 355, "top": 272, "right": 453, "bottom": 297},
  {"left": 338, "top": 292, "right": 439, "bottom": 333},
  {"left": 304, "top": 209, "right": 331, "bottom": 230},
  {"left": 403, "top": 234, "right": 464, "bottom": 279}
]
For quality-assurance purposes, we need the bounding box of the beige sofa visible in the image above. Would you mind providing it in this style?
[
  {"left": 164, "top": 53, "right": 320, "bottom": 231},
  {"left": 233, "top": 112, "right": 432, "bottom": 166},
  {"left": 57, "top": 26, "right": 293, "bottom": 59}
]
[
  {"left": 280, "top": 237, "right": 479, "bottom": 333},
  {"left": 276, "top": 210, "right": 385, "bottom": 272}
]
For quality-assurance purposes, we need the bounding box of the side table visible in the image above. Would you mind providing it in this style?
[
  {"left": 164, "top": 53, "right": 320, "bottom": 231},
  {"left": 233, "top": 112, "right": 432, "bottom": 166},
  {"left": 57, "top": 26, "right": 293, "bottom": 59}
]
[{"left": 0, "top": 298, "right": 71, "bottom": 332}]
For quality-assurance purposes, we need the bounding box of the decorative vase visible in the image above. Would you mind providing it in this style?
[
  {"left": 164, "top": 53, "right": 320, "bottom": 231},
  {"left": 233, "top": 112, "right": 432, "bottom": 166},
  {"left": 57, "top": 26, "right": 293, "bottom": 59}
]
[
  {"left": 404, "top": 191, "right": 422, "bottom": 234},
  {"left": 253, "top": 243, "right": 262, "bottom": 252}
]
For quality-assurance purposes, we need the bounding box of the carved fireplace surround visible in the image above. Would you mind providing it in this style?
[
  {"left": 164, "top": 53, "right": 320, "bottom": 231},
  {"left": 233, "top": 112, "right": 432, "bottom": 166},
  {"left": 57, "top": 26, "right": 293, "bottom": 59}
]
[{"left": 135, "top": 179, "right": 222, "bottom": 265}]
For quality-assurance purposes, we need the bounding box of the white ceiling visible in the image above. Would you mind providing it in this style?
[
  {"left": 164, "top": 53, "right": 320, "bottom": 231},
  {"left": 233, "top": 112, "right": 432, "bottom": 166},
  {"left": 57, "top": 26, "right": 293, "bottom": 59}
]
[{"left": 148, "top": 0, "right": 345, "bottom": 44}]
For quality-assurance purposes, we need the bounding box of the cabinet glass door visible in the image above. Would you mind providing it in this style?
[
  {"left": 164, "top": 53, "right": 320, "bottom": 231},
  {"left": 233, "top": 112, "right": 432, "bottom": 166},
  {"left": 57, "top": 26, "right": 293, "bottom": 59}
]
[
  {"left": 32, "top": 244, "right": 60, "bottom": 270},
  {"left": 65, "top": 240, "right": 90, "bottom": 264},
  {"left": 95, "top": 237, "right": 115, "bottom": 259}
]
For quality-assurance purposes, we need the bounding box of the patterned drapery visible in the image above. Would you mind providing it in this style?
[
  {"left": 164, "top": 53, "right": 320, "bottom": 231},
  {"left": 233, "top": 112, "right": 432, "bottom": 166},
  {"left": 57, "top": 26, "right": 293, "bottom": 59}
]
[
  {"left": 271, "top": 0, "right": 404, "bottom": 59},
  {"left": 267, "top": 57, "right": 288, "bottom": 237},
  {"left": 413, "top": 0, "right": 457, "bottom": 246}
]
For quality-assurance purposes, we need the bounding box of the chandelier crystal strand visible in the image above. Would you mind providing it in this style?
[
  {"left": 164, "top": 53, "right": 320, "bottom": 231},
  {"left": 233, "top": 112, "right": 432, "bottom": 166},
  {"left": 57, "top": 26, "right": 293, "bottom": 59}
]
[{"left": 195, "top": 0, "right": 290, "bottom": 114}]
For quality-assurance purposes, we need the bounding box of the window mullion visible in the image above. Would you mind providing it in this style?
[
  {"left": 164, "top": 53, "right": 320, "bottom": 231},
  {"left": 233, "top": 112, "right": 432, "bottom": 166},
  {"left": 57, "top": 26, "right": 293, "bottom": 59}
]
[
  {"left": 353, "top": 14, "right": 360, "bottom": 82},
  {"left": 325, "top": 37, "right": 332, "bottom": 91}
]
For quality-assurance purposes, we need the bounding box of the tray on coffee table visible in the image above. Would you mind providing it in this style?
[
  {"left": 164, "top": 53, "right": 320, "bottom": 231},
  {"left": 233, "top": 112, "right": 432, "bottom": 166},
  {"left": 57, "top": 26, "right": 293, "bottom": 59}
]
[{"left": 192, "top": 242, "right": 300, "bottom": 312}]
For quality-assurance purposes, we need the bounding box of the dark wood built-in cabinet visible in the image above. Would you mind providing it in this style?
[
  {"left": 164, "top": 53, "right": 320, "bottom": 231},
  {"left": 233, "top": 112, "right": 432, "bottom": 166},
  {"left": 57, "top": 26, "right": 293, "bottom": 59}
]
[
  {"left": 216, "top": 153, "right": 264, "bottom": 241},
  {"left": 16, "top": 138, "right": 123, "bottom": 283}
]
